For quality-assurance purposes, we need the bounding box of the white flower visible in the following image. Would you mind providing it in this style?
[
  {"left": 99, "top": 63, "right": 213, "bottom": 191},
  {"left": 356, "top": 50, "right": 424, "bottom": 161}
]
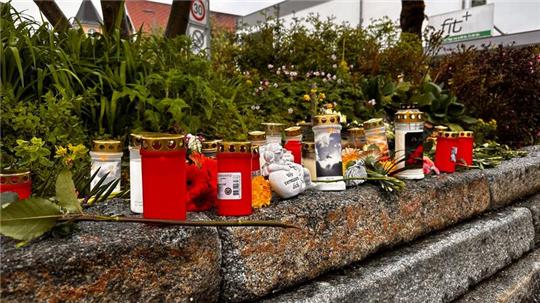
[
  {"left": 337, "top": 79, "right": 343, "bottom": 84},
  {"left": 255, "top": 88, "right": 259, "bottom": 93},
  {"left": 263, "top": 80, "right": 269, "bottom": 86},
  {"left": 291, "top": 65, "right": 295, "bottom": 69},
  {"left": 306, "top": 72, "right": 311, "bottom": 78},
  {"left": 282, "top": 65, "right": 286, "bottom": 70},
  {"left": 331, "top": 54, "right": 337, "bottom": 60},
  {"left": 321, "top": 72, "right": 326, "bottom": 76},
  {"left": 251, "top": 105, "right": 256, "bottom": 110},
  {"left": 326, "top": 73, "right": 332, "bottom": 78},
  {"left": 284, "top": 70, "right": 290, "bottom": 76},
  {"left": 273, "top": 83, "right": 279, "bottom": 88},
  {"left": 276, "top": 70, "right": 281, "bottom": 75},
  {"left": 322, "top": 78, "right": 328, "bottom": 83},
  {"left": 332, "top": 75, "right": 337, "bottom": 80},
  {"left": 258, "top": 86, "right": 263, "bottom": 91},
  {"left": 368, "top": 99, "right": 376, "bottom": 106},
  {"left": 314, "top": 71, "right": 320, "bottom": 76},
  {"left": 332, "top": 64, "right": 337, "bottom": 69},
  {"left": 255, "top": 105, "right": 260, "bottom": 110},
  {"left": 288, "top": 108, "right": 294, "bottom": 114},
  {"left": 290, "top": 71, "right": 298, "bottom": 77},
  {"left": 349, "top": 64, "right": 354, "bottom": 69},
  {"left": 268, "top": 64, "right": 274, "bottom": 69}
]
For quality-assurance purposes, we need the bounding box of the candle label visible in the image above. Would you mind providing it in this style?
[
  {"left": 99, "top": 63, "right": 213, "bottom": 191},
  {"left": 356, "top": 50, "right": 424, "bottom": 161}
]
[
  {"left": 315, "top": 132, "right": 343, "bottom": 177},
  {"left": 218, "top": 172, "right": 242, "bottom": 200},
  {"left": 404, "top": 132, "right": 423, "bottom": 169}
]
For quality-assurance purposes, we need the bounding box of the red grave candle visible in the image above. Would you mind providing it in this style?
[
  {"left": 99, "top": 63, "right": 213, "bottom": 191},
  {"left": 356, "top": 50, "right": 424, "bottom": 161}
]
[
  {"left": 434, "top": 131, "right": 459, "bottom": 173},
  {"left": 251, "top": 147, "right": 261, "bottom": 177},
  {"left": 140, "top": 134, "right": 187, "bottom": 220},
  {"left": 284, "top": 126, "right": 303, "bottom": 165},
  {"left": 0, "top": 171, "right": 31, "bottom": 200},
  {"left": 216, "top": 142, "right": 253, "bottom": 216},
  {"left": 457, "top": 131, "right": 474, "bottom": 166}
]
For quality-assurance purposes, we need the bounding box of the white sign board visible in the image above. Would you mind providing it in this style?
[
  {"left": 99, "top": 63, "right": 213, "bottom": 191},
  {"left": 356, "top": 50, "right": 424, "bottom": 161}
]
[
  {"left": 428, "top": 4, "right": 494, "bottom": 43},
  {"left": 186, "top": 0, "right": 210, "bottom": 54}
]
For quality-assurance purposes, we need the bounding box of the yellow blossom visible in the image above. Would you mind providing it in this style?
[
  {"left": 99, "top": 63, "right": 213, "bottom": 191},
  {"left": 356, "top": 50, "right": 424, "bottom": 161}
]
[
  {"left": 252, "top": 176, "right": 272, "bottom": 208},
  {"left": 310, "top": 88, "right": 317, "bottom": 94},
  {"left": 318, "top": 93, "right": 326, "bottom": 100},
  {"left": 303, "top": 94, "right": 311, "bottom": 102},
  {"left": 246, "top": 79, "right": 253, "bottom": 86},
  {"left": 55, "top": 146, "right": 68, "bottom": 157}
]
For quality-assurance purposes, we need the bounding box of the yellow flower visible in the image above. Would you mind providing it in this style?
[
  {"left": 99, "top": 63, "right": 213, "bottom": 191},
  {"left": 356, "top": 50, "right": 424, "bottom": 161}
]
[
  {"left": 310, "top": 88, "right": 317, "bottom": 94},
  {"left": 68, "top": 143, "right": 88, "bottom": 156},
  {"left": 252, "top": 176, "right": 272, "bottom": 208},
  {"left": 303, "top": 94, "right": 311, "bottom": 102},
  {"left": 341, "top": 147, "right": 361, "bottom": 173},
  {"left": 55, "top": 146, "right": 68, "bottom": 157},
  {"left": 246, "top": 79, "right": 253, "bottom": 86},
  {"left": 319, "top": 93, "right": 326, "bottom": 100}
]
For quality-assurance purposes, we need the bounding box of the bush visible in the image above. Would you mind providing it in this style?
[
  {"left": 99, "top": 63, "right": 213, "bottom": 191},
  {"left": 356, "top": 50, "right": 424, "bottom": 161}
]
[{"left": 433, "top": 45, "right": 540, "bottom": 146}]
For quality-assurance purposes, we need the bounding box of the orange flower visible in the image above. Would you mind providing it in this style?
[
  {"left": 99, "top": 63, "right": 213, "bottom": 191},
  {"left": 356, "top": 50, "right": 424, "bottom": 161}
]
[
  {"left": 252, "top": 176, "right": 272, "bottom": 208},
  {"left": 341, "top": 147, "right": 362, "bottom": 173}
]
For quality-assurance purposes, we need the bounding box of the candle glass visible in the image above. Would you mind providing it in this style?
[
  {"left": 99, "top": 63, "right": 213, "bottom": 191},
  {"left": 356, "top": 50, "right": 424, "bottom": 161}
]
[
  {"left": 248, "top": 131, "right": 267, "bottom": 177},
  {"left": 90, "top": 140, "right": 123, "bottom": 193},
  {"left": 261, "top": 122, "right": 284, "bottom": 146},
  {"left": 363, "top": 118, "right": 390, "bottom": 160},
  {"left": 202, "top": 139, "right": 221, "bottom": 158},
  {"left": 435, "top": 131, "right": 459, "bottom": 173},
  {"left": 284, "top": 126, "right": 303, "bottom": 165},
  {"left": 457, "top": 131, "right": 474, "bottom": 166},
  {"left": 0, "top": 170, "right": 31, "bottom": 200},
  {"left": 348, "top": 127, "right": 366, "bottom": 149},
  {"left": 302, "top": 142, "right": 317, "bottom": 181},
  {"left": 394, "top": 110, "right": 424, "bottom": 179},
  {"left": 312, "top": 114, "right": 346, "bottom": 191}
]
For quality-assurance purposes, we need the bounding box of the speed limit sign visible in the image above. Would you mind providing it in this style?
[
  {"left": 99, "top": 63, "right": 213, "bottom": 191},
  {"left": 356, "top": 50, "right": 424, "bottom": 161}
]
[{"left": 190, "top": 0, "right": 207, "bottom": 24}]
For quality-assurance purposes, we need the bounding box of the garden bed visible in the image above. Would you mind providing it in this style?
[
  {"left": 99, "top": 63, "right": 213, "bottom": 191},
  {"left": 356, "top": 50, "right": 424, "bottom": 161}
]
[{"left": 2, "top": 146, "right": 539, "bottom": 302}]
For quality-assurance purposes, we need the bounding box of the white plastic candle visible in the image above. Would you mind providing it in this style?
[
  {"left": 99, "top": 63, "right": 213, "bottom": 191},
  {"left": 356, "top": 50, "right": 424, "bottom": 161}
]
[
  {"left": 312, "top": 114, "right": 346, "bottom": 191},
  {"left": 394, "top": 105, "right": 424, "bottom": 179},
  {"left": 90, "top": 140, "right": 123, "bottom": 194}
]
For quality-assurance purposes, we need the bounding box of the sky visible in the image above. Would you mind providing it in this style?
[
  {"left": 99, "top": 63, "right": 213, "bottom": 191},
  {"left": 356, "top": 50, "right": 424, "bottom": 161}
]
[{"left": 10, "top": 0, "right": 284, "bottom": 19}]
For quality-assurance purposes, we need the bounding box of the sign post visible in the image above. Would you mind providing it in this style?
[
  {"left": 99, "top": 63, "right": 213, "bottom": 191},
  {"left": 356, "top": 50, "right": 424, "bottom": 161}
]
[
  {"left": 428, "top": 4, "right": 494, "bottom": 43},
  {"left": 186, "top": 0, "right": 211, "bottom": 54}
]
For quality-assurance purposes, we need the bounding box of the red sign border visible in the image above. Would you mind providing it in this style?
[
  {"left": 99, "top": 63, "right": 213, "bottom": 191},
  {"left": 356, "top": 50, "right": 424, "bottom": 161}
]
[{"left": 191, "top": 0, "right": 206, "bottom": 22}]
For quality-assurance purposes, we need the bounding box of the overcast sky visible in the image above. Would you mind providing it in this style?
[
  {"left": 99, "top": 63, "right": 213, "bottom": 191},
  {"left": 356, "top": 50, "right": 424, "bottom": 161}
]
[{"left": 10, "top": 0, "right": 284, "bottom": 20}]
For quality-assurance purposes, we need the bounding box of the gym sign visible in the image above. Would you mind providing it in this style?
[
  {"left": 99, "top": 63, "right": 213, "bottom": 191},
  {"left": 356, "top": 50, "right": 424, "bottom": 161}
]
[{"left": 428, "top": 4, "right": 494, "bottom": 43}]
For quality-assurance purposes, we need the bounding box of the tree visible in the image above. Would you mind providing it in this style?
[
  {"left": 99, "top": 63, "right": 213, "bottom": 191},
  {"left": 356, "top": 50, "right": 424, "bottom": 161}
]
[
  {"left": 33, "top": 0, "right": 70, "bottom": 31},
  {"left": 400, "top": 0, "right": 425, "bottom": 38}
]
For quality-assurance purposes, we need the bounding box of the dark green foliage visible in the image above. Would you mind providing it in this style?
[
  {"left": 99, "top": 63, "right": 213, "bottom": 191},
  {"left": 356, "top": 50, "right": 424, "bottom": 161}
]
[{"left": 433, "top": 45, "right": 540, "bottom": 146}]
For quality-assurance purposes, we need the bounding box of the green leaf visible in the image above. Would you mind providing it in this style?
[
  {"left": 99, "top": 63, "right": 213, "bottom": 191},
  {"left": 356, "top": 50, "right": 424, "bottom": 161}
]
[
  {"left": 0, "top": 198, "right": 63, "bottom": 241},
  {"left": 460, "top": 115, "right": 478, "bottom": 124},
  {"left": 447, "top": 123, "right": 464, "bottom": 131},
  {"left": 56, "top": 170, "right": 82, "bottom": 213}
]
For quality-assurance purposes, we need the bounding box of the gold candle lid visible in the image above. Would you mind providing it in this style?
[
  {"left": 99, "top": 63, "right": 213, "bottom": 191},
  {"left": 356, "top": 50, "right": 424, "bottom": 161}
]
[
  {"left": 261, "top": 123, "right": 285, "bottom": 135},
  {"left": 0, "top": 170, "right": 31, "bottom": 185},
  {"left": 395, "top": 110, "right": 424, "bottom": 123},
  {"left": 218, "top": 141, "right": 252, "bottom": 153},
  {"left": 312, "top": 114, "right": 341, "bottom": 126},
  {"left": 130, "top": 132, "right": 168, "bottom": 147},
  {"left": 363, "top": 118, "right": 384, "bottom": 130},
  {"left": 439, "top": 131, "right": 459, "bottom": 138},
  {"left": 248, "top": 131, "right": 266, "bottom": 142},
  {"left": 141, "top": 134, "right": 185, "bottom": 152},
  {"left": 302, "top": 142, "right": 315, "bottom": 153},
  {"left": 348, "top": 127, "right": 365, "bottom": 135},
  {"left": 284, "top": 126, "right": 302, "bottom": 137},
  {"left": 202, "top": 139, "right": 222, "bottom": 152},
  {"left": 92, "top": 140, "right": 123, "bottom": 153},
  {"left": 458, "top": 131, "right": 474, "bottom": 138}
]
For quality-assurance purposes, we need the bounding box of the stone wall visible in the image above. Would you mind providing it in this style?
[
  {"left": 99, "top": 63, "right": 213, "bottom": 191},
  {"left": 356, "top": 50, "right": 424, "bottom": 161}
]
[{"left": 1, "top": 145, "right": 539, "bottom": 302}]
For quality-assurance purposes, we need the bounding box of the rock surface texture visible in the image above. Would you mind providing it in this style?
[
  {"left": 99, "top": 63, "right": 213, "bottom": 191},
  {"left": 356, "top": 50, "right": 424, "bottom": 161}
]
[
  {"left": 261, "top": 208, "right": 535, "bottom": 303},
  {"left": 0, "top": 201, "right": 222, "bottom": 303},
  {"left": 516, "top": 193, "right": 540, "bottom": 244},
  {"left": 456, "top": 248, "right": 540, "bottom": 303}
]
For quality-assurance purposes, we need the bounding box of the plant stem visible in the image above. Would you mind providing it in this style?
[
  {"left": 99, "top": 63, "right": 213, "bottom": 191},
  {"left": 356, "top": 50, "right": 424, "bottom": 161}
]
[{"left": 59, "top": 214, "right": 300, "bottom": 229}]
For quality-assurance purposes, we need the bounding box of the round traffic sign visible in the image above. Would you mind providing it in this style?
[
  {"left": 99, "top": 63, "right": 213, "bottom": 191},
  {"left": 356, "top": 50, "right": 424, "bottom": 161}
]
[
  {"left": 191, "top": 29, "right": 205, "bottom": 49},
  {"left": 191, "top": 0, "right": 206, "bottom": 22}
]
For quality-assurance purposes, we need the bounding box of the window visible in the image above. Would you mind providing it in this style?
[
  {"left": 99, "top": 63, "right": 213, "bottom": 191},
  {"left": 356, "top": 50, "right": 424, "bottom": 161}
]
[{"left": 472, "top": 0, "right": 486, "bottom": 7}]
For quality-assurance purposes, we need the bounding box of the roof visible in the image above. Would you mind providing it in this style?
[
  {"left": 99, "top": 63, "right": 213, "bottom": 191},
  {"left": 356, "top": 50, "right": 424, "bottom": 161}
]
[
  {"left": 125, "top": 0, "right": 171, "bottom": 32},
  {"left": 74, "top": 0, "right": 103, "bottom": 26}
]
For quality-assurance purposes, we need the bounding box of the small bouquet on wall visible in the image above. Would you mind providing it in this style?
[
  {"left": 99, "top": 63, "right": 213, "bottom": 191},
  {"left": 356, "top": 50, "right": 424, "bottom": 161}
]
[{"left": 185, "top": 135, "right": 217, "bottom": 212}]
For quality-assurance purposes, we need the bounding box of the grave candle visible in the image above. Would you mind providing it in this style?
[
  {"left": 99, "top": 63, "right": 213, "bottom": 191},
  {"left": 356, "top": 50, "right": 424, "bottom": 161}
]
[
  {"left": 435, "top": 131, "right": 459, "bottom": 173},
  {"left": 363, "top": 118, "right": 390, "bottom": 160},
  {"left": 90, "top": 140, "right": 123, "bottom": 193},
  {"left": 216, "top": 141, "right": 253, "bottom": 216},
  {"left": 140, "top": 134, "right": 186, "bottom": 220},
  {"left": 457, "top": 131, "right": 474, "bottom": 166},
  {"left": 261, "top": 122, "right": 284, "bottom": 145},
  {"left": 302, "top": 142, "right": 317, "bottom": 181},
  {"left": 0, "top": 170, "right": 31, "bottom": 200},
  {"left": 312, "top": 114, "right": 346, "bottom": 191},
  {"left": 202, "top": 139, "right": 221, "bottom": 158},
  {"left": 284, "top": 126, "right": 303, "bottom": 165},
  {"left": 394, "top": 109, "right": 424, "bottom": 179},
  {"left": 347, "top": 127, "right": 366, "bottom": 149}
]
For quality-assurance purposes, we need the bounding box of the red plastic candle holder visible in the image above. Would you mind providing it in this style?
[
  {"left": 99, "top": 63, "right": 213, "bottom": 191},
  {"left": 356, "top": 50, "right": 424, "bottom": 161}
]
[
  {"left": 284, "top": 126, "right": 303, "bottom": 164},
  {"left": 140, "top": 134, "right": 187, "bottom": 220},
  {"left": 216, "top": 142, "right": 253, "bottom": 216},
  {"left": 0, "top": 171, "right": 31, "bottom": 200},
  {"left": 434, "top": 131, "right": 459, "bottom": 173},
  {"left": 457, "top": 131, "right": 474, "bottom": 166}
]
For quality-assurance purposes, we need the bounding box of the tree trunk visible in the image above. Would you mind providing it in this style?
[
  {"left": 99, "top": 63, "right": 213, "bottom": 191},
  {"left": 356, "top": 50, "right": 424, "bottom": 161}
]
[
  {"left": 33, "top": 0, "right": 70, "bottom": 31},
  {"left": 100, "top": 0, "right": 131, "bottom": 37},
  {"left": 400, "top": 0, "right": 425, "bottom": 38},
  {"left": 165, "top": 0, "right": 192, "bottom": 38}
]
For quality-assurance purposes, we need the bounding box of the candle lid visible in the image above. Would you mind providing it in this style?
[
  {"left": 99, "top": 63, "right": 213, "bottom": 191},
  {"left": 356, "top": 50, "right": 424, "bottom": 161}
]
[
  {"left": 92, "top": 140, "right": 123, "bottom": 153},
  {"left": 261, "top": 123, "right": 285, "bottom": 135},
  {"left": 141, "top": 134, "right": 185, "bottom": 152},
  {"left": 130, "top": 132, "right": 167, "bottom": 147},
  {"left": 439, "top": 131, "right": 459, "bottom": 138},
  {"left": 348, "top": 127, "right": 365, "bottom": 135},
  {"left": 395, "top": 110, "right": 424, "bottom": 123},
  {"left": 248, "top": 131, "right": 266, "bottom": 141},
  {"left": 284, "top": 126, "right": 302, "bottom": 137},
  {"left": 363, "top": 118, "right": 384, "bottom": 130},
  {"left": 218, "top": 141, "right": 252, "bottom": 153},
  {"left": 399, "top": 103, "right": 418, "bottom": 110},
  {"left": 302, "top": 142, "right": 315, "bottom": 153},
  {"left": 0, "top": 170, "right": 31, "bottom": 185},
  {"left": 312, "top": 114, "right": 341, "bottom": 126},
  {"left": 458, "top": 131, "right": 474, "bottom": 138},
  {"left": 202, "top": 139, "right": 222, "bottom": 152}
]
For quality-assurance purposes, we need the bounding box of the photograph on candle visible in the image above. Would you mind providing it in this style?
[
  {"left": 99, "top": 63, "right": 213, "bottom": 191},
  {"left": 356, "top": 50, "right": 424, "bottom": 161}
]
[{"left": 315, "top": 132, "right": 343, "bottom": 177}]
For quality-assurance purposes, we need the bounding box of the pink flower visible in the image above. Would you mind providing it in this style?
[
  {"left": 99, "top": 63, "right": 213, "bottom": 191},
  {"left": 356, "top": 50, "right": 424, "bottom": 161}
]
[{"left": 423, "top": 156, "right": 440, "bottom": 175}]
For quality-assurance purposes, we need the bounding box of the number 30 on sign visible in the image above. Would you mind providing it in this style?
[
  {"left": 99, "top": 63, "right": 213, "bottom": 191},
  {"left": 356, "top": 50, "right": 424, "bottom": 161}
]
[{"left": 190, "top": 0, "right": 207, "bottom": 23}]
